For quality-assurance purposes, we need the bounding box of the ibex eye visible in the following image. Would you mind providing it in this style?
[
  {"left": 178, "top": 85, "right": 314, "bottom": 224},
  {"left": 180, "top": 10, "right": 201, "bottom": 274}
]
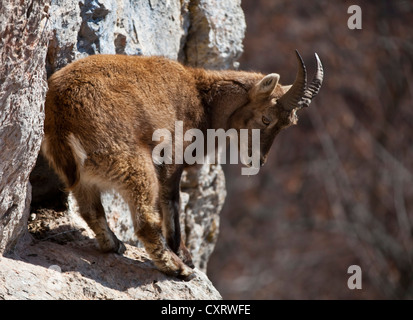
[{"left": 262, "top": 115, "right": 271, "bottom": 125}]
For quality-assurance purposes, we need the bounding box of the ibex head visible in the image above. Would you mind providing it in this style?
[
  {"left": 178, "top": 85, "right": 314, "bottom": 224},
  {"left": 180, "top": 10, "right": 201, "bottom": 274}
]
[{"left": 229, "top": 50, "right": 324, "bottom": 167}]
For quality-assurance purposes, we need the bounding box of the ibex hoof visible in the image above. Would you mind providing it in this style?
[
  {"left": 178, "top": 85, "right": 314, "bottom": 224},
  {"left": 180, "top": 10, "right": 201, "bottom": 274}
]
[
  {"left": 177, "top": 269, "right": 196, "bottom": 281},
  {"left": 115, "top": 240, "right": 127, "bottom": 255},
  {"left": 154, "top": 251, "right": 195, "bottom": 280},
  {"left": 99, "top": 237, "right": 126, "bottom": 255},
  {"left": 176, "top": 264, "right": 195, "bottom": 281}
]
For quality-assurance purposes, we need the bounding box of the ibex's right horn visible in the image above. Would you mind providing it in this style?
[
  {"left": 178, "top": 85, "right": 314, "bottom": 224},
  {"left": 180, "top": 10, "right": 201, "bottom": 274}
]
[{"left": 276, "top": 50, "right": 307, "bottom": 111}]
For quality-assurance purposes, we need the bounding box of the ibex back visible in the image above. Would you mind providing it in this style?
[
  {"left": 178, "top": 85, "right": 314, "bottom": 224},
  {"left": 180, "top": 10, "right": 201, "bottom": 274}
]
[{"left": 43, "top": 52, "right": 323, "bottom": 278}]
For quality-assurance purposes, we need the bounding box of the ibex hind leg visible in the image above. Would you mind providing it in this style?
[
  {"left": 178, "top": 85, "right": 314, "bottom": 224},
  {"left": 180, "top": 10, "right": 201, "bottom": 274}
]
[
  {"left": 117, "top": 156, "right": 193, "bottom": 279},
  {"left": 72, "top": 181, "right": 126, "bottom": 254}
]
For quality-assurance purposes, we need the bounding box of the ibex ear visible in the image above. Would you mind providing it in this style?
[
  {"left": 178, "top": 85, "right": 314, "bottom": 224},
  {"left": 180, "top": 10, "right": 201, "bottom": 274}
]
[
  {"left": 255, "top": 73, "right": 280, "bottom": 96},
  {"left": 281, "top": 85, "right": 292, "bottom": 93}
]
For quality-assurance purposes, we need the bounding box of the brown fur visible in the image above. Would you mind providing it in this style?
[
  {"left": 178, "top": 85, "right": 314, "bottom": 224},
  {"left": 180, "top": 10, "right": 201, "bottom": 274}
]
[{"left": 43, "top": 54, "right": 296, "bottom": 278}]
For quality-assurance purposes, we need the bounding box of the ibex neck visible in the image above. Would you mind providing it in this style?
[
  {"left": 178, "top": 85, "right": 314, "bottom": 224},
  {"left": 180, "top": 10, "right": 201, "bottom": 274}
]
[{"left": 191, "top": 68, "right": 263, "bottom": 130}]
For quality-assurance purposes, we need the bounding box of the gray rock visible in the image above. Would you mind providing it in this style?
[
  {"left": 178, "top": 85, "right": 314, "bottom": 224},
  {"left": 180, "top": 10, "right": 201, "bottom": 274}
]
[
  {"left": 0, "top": 241, "right": 221, "bottom": 299},
  {"left": 8, "top": 209, "right": 221, "bottom": 299},
  {"left": 0, "top": 0, "right": 50, "bottom": 253},
  {"left": 48, "top": 0, "right": 188, "bottom": 62},
  {"left": 184, "top": 0, "right": 246, "bottom": 69},
  {"left": 46, "top": 0, "right": 81, "bottom": 76}
]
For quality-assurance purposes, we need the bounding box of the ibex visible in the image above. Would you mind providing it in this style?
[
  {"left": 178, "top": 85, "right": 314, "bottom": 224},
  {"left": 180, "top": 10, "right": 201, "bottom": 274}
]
[{"left": 42, "top": 51, "right": 323, "bottom": 278}]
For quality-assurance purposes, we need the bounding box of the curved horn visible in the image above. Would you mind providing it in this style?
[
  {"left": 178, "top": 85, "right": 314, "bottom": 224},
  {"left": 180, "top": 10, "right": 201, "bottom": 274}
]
[
  {"left": 300, "top": 53, "right": 324, "bottom": 108},
  {"left": 277, "top": 50, "right": 307, "bottom": 111}
]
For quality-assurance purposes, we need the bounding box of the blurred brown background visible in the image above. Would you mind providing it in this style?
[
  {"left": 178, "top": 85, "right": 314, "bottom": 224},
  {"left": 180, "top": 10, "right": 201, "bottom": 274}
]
[{"left": 207, "top": 0, "right": 413, "bottom": 299}]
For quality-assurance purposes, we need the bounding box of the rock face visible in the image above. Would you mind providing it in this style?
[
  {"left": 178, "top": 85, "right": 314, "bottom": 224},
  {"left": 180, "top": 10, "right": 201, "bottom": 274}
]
[
  {"left": 46, "top": 0, "right": 246, "bottom": 74},
  {"left": 0, "top": 0, "right": 50, "bottom": 253},
  {"left": 1, "top": 0, "right": 245, "bottom": 299},
  {"left": 2, "top": 209, "right": 221, "bottom": 299},
  {"left": 46, "top": 0, "right": 187, "bottom": 75},
  {"left": 185, "top": 0, "right": 246, "bottom": 69},
  {"left": 0, "top": 251, "right": 221, "bottom": 299}
]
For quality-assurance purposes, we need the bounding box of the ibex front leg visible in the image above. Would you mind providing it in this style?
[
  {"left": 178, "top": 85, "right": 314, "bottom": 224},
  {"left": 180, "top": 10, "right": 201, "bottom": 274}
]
[
  {"left": 117, "top": 155, "right": 193, "bottom": 279},
  {"left": 158, "top": 167, "right": 194, "bottom": 269}
]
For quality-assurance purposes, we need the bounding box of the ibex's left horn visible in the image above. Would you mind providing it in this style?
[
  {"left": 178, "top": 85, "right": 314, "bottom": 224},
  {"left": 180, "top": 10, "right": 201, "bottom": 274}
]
[{"left": 277, "top": 50, "right": 307, "bottom": 111}]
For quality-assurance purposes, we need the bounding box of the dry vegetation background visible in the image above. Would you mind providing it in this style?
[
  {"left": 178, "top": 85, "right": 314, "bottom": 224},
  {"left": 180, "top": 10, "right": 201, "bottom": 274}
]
[{"left": 207, "top": 0, "right": 413, "bottom": 299}]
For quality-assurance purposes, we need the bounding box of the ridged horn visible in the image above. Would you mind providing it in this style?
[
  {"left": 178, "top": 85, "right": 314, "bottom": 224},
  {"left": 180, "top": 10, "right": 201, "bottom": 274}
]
[
  {"left": 300, "top": 53, "right": 324, "bottom": 108},
  {"left": 277, "top": 50, "right": 324, "bottom": 110},
  {"left": 277, "top": 50, "right": 307, "bottom": 111}
]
